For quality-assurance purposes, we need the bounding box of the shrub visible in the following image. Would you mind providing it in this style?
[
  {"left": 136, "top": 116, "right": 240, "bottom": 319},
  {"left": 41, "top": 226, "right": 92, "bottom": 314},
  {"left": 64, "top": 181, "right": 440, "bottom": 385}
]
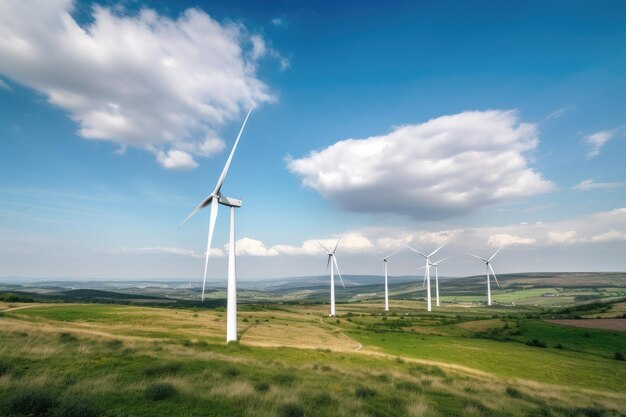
[
  {"left": 555, "top": 343, "right": 564, "bottom": 349},
  {"left": 526, "top": 339, "right": 547, "bottom": 348},
  {"left": 105, "top": 339, "right": 123, "bottom": 350},
  {"left": 223, "top": 366, "right": 240, "bottom": 378},
  {"left": 615, "top": 352, "right": 625, "bottom": 361},
  {"left": 50, "top": 396, "right": 98, "bottom": 417},
  {"left": 143, "top": 362, "right": 182, "bottom": 377},
  {"left": 395, "top": 381, "right": 421, "bottom": 392},
  {"left": 0, "top": 360, "right": 14, "bottom": 376},
  {"left": 59, "top": 332, "right": 78, "bottom": 343},
  {"left": 280, "top": 403, "right": 305, "bottom": 417},
  {"left": 273, "top": 373, "right": 295, "bottom": 384},
  {"left": 7, "top": 387, "right": 56, "bottom": 415},
  {"left": 355, "top": 387, "right": 376, "bottom": 398},
  {"left": 254, "top": 382, "right": 270, "bottom": 392},
  {"left": 145, "top": 382, "right": 177, "bottom": 401},
  {"left": 506, "top": 386, "right": 522, "bottom": 398}
]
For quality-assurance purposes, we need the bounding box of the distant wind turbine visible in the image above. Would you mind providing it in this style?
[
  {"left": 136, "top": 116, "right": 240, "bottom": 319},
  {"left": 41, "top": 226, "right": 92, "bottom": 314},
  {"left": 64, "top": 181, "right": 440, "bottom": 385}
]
[
  {"left": 319, "top": 236, "right": 345, "bottom": 317},
  {"left": 431, "top": 257, "right": 450, "bottom": 307},
  {"left": 407, "top": 242, "right": 447, "bottom": 311},
  {"left": 468, "top": 248, "right": 502, "bottom": 306},
  {"left": 179, "top": 108, "right": 252, "bottom": 343},
  {"left": 382, "top": 247, "right": 405, "bottom": 311}
]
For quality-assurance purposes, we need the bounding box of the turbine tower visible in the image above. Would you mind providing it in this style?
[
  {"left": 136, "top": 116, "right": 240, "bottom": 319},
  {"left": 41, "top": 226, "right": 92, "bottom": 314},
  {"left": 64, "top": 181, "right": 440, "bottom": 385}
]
[
  {"left": 319, "top": 237, "right": 345, "bottom": 317},
  {"left": 382, "top": 247, "right": 405, "bottom": 311},
  {"left": 431, "top": 257, "right": 450, "bottom": 307},
  {"left": 179, "top": 108, "right": 252, "bottom": 343},
  {"left": 468, "top": 248, "right": 502, "bottom": 306},
  {"left": 407, "top": 242, "right": 447, "bottom": 312}
]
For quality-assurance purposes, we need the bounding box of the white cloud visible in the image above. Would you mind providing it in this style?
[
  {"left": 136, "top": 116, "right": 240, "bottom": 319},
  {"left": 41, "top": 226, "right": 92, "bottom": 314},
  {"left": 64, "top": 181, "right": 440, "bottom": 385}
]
[
  {"left": 287, "top": 110, "right": 553, "bottom": 219},
  {"left": 236, "top": 207, "right": 626, "bottom": 257},
  {"left": 584, "top": 130, "right": 615, "bottom": 159},
  {"left": 234, "top": 237, "right": 279, "bottom": 257},
  {"left": 487, "top": 234, "right": 536, "bottom": 247},
  {"left": 157, "top": 150, "right": 199, "bottom": 170},
  {"left": 548, "top": 230, "right": 577, "bottom": 244},
  {"left": 572, "top": 179, "right": 624, "bottom": 191},
  {"left": 0, "top": 0, "right": 275, "bottom": 169},
  {"left": 271, "top": 233, "right": 376, "bottom": 256},
  {"left": 116, "top": 246, "right": 224, "bottom": 258},
  {"left": 591, "top": 230, "right": 626, "bottom": 242}
]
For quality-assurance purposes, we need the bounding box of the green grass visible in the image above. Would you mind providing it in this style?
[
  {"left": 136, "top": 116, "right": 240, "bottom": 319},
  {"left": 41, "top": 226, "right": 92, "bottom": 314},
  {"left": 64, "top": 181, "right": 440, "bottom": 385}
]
[{"left": 1, "top": 300, "right": 626, "bottom": 416}]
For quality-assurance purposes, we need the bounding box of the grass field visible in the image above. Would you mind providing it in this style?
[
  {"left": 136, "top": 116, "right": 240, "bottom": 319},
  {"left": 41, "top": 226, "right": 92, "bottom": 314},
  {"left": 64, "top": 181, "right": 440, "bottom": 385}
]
[{"left": 1, "top": 297, "right": 625, "bottom": 417}]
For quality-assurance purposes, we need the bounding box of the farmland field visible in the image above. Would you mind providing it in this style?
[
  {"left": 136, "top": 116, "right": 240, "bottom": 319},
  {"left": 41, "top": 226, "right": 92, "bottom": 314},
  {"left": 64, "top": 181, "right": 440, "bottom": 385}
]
[{"left": 1, "top": 274, "right": 625, "bottom": 416}]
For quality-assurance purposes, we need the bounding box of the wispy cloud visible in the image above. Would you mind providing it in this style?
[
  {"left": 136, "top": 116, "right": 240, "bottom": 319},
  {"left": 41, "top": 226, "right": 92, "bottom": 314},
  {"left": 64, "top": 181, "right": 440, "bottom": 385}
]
[
  {"left": 584, "top": 129, "right": 615, "bottom": 159},
  {"left": 545, "top": 104, "right": 575, "bottom": 120},
  {"left": 115, "top": 246, "right": 223, "bottom": 258},
  {"left": 572, "top": 179, "right": 624, "bottom": 191},
  {"left": 271, "top": 17, "right": 287, "bottom": 27}
]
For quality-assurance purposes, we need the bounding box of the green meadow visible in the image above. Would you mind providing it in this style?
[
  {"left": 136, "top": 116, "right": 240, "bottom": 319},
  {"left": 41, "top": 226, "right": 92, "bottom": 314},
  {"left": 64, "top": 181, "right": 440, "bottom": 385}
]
[{"left": 1, "top": 291, "right": 625, "bottom": 417}]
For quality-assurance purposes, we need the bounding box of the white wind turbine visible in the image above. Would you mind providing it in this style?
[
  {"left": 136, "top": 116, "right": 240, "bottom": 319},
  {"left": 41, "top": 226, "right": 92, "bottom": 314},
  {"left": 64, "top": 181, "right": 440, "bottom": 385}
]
[
  {"left": 468, "top": 248, "right": 502, "bottom": 306},
  {"left": 319, "top": 237, "right": 345, "bottom": 317},
  {"left": 431, "top": 257, "right": 450, "bottom": 307},
  {"left": 407, "top": 242, "right": 447, "bottom": 312},
  {"left": 382, "top": 247, "right": 405, "bottom": 311},
  {"left": 179, "top": 108, "right": 252, "bottom": 343}
]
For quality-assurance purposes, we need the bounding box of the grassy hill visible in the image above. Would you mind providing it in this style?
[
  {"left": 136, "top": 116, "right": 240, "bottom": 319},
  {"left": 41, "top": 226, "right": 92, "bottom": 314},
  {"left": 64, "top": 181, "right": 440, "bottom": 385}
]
[{"left": 1, "top": 273, "right": 625, "bottom": 416}]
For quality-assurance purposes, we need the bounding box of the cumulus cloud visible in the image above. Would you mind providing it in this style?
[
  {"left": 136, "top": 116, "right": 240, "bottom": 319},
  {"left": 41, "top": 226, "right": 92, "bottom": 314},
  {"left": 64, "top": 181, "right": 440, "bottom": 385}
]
[
  {"left": 234, "top": 237, "right": 279, "bottom": 257},
  {"left": 487, "top": 234, "right": 536, "bottom": 247},
  {"left": 287, "top": 110, "right": 553, "bottom": 220},
  {"left": 157, "top": 150, "right": 199, "bottom": 170},
  {"left": 584, "top": 130, "right": 615, "bottom": 159},
  {"left": 548, "top": 230, "right": 578, "bottom": 244},
  {"left": 572, "top": 180, "right": 624, "bottom": 191},
  {"left": 0, "top": 0, "right": 275, "bottom": 169}
]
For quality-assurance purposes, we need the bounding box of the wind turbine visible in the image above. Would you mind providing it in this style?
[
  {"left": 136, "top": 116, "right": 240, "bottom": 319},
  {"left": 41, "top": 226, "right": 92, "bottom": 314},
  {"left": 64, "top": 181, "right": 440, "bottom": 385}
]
[
  {"left": 179, "top": 108, "right": 252, "bottom": 343},
  {"left": 319, "top": 237, "right": 345, "bottom": 317},
  {"left": 468, "top": 248, "right": 502, "bottom": 306},
  {"left": 407, "top": 242, "right": 447, "bottom": 312},
  {"left": 382, "top": 247, "right": 405, "bottom": 311},
  {"left": 431, "top": 257, "right": 450, "bottom": 307}
]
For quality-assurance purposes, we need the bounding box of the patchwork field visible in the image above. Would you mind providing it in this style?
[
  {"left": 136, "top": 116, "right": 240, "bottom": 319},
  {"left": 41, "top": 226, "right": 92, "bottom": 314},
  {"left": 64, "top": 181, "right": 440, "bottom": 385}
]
[{"left": 1, "top": 295, "right": 625, "bottom": 417}]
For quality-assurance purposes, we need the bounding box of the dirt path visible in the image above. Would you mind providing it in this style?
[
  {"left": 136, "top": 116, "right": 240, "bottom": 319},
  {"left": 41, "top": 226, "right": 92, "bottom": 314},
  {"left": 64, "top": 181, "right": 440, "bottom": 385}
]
[
  {"left": 1, "top": 303, "right": 48, "bottom": 312},
  {"left": 546, "top": 319, "right": 626, "bottom": 332},
  {"left": 316, "top": 316, "right": 363, "bottom": 351}
]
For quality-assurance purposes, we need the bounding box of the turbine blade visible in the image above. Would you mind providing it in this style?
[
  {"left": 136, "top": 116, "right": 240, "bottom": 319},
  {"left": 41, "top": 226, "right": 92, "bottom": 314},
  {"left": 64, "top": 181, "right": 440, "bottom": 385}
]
[
  {"left": 468, "top": 253, "right": 488, "bottom": 262},
  {"left": 432, "top": 257, "right": 451, "bottom": 265},
  {"left": 201, "top": 200, "right": 219, "bottom": 302},
  {"left": 428, "top": 241, "right": 447, "bottom": 258},
  {"left": 413, "top": 265, "right": 427, "bottom": 271},
  {"left": 423, "top": 267, "right": 427, "bottom": 288},
  {"left": 406, "top": 245, "right": 427, "bottom": 259},
  {"left": 489, "top": 263, "right": 500, "bottom": 288},
  {"left": 489, "top": 247, "right": 502, "bottom": 262},
  {"left": 318, "top": 242, "right": 331, "bottom": 253},
  {"left": 333, "top": 256, "right": 345, "bottom": 288},
  {"left": 212, "top": 108, "right": 252, "bottom": 196},
  {"left": 325, "top": 255, "right": 331, "bottom": 273},
  {"left": 333, "top": 232, "right": 344, "bottom": 254},
  {"left": 178, "top": 195, "right": 213, "bottom": 228}
]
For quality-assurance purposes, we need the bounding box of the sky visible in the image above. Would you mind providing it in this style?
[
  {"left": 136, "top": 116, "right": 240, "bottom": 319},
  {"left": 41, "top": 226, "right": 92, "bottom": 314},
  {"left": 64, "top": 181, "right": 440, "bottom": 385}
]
[{"left": 1, "top": 0, "right": 625, "bottom": 280}]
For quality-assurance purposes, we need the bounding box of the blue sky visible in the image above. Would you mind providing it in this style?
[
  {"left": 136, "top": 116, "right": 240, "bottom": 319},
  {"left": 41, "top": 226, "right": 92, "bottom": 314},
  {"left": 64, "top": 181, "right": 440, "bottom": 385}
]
[{"left": 1, "top": 0, "right": 625, "bottom": 280}]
